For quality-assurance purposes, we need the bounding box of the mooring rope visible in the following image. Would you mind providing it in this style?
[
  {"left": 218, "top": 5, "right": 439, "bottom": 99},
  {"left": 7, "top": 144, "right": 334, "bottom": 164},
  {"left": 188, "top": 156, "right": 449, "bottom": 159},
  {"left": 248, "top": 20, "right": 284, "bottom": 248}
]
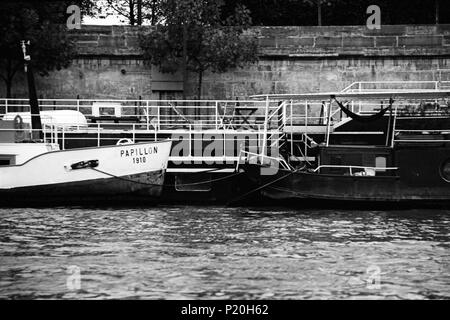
[
  {"left": 90, "top": 167, "right": 243, "bottom": 187},
  {"left": 226, "top": 166, "right": 301, "bottom": 206}
]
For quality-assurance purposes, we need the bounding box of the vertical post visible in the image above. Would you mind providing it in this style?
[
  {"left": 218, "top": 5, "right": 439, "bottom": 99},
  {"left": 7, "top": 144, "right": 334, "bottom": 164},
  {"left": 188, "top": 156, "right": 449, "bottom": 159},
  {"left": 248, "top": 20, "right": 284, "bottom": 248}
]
[
  {"left": 325, "top": 98, "right": 332, "bottom": 147},
  {"left": 215, "top": 101, "right": 218, "bottom": 130},
  {"left": 97, "top": 123, "right": 100, "bottom": 147},
  {"left": 290, "top": 100, "right": 293, "bottom": 157},
  {"left": 223, "top": 131, "right": 226, "bottom": 162},
  {"left": 385, "top": 100, "right": 393, "bottom": 146},
  {"left": 21, "top": 40, "right": 42, "bottom": 140},
  {"left": 62, "top": 126, "right": 65, "bottom": 150},
  {"left": 132, "top": 124, "right": 136, "bottom": 143},
  {"left": 305, "top": 100, "right": 308, "bottom": 157},
  {"left": 189, "top": 124, "right": 192, "bottom": 158},
  {"left": 261, "top": 96, "right": 270, "bottom": 158},
  {"left": 282, "top": 100, "right": 287, "bottom": 126},
  {"left": 157, "top": 103, "right": 160, "bottom": 130},
  {"left": 5, "top": 99, "right": 8, "bottom": 114},
  {"left": 391, "top": 104, "right": 399, "bottom": 148},
  {"left": 76, "top": 97, "right": 80, "bottom": 113},
  {"left": 182, "top": 24, "right": 188, "bottom": 101},
  {"left": 146, "top": 100, "right": 150, "bottom": 131},
  {"left": 257, "top": 127, "right": 261, "bottom": 155}
]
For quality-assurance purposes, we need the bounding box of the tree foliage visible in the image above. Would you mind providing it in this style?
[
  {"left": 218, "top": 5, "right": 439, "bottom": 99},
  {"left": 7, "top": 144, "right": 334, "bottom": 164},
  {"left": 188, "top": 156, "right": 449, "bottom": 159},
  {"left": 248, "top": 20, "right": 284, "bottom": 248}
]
[
  {"left": 221, "top": 0, "right": 449, "bottom": 26},
  {"left": 139, "top": 0, "right": 258, "bottom": 99},
  {"left": 101, "top": 0, "right": 163, "bottom": 25},
  {"left": 0, "top": 0, "right": 94, "bottom": 98}
]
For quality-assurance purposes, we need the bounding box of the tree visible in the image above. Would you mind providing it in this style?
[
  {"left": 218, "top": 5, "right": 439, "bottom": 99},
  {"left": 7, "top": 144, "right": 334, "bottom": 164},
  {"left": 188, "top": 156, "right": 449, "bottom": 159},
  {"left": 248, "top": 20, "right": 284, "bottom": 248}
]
[
  {"left": 102, "top": 0, "right": 163, "bottom": 25},
  {"left": 0, "top": 0, "right": 94, "bottom": 98},
  {"left": 139, "top": 0, "right": 258, "bottom": 99},
  {"left": 221, "top": 0, "right": 450, "bottom": 26}
]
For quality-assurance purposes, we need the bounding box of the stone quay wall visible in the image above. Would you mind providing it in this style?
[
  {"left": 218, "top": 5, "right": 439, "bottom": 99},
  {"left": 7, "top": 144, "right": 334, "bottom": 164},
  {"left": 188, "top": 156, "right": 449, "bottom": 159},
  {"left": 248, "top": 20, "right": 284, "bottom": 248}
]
[{"left": 2, "top": 24, "right": 450, "bottom": 99}]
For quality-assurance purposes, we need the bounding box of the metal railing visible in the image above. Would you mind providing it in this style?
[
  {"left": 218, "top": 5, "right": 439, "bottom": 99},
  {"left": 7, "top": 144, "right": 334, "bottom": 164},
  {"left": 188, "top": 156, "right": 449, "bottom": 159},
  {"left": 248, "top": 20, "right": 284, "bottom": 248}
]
[
  {"left": 313, "top": 165, "right": 398, "bottom": 175},
  {"left": 341, "top": 81, "right": 450, "bottom": 93},
  {"left": 0, "top": 98, "right": 286, "bottom": 132},
  {"left": 0, "top": 125, "right": 60, "bottom": 145},
  {"left": 394, "top": 129, "right": 450, "bottom": 143}
]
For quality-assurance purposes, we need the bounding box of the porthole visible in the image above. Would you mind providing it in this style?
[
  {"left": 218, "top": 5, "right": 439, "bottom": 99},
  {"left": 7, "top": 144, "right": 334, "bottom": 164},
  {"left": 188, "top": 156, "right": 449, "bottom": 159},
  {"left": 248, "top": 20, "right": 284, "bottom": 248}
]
[{"left": 440, "top": 159, "right": 450, "bottom": 183}]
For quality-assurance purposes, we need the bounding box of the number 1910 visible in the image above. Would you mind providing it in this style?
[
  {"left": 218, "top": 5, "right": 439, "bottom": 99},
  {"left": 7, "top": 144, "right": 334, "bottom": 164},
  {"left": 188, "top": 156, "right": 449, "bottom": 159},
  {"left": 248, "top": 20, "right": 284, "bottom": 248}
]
[{"left": 133, "top": 157, "right": 147, "bottom": 164}]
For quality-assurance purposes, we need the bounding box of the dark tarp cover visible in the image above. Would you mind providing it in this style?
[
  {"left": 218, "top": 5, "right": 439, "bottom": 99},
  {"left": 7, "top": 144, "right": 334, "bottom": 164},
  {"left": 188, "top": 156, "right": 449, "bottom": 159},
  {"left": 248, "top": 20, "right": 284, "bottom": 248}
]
[{"left": 333, "top": 97, "right": 393, "bottom": 123}]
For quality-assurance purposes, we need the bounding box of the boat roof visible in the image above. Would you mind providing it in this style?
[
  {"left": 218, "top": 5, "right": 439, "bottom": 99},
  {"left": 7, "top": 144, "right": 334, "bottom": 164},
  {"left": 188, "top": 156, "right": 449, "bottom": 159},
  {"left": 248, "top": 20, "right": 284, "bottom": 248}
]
[{"left": 250, "top": 89, "right": 450, "bottom": 101}]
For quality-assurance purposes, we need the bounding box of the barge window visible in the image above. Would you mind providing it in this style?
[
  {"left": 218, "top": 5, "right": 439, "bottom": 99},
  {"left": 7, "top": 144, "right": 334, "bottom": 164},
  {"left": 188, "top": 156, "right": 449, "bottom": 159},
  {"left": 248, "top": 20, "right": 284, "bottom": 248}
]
[
  {"left": 440, "top": 159, "right": 450, "bottom": 183},
  {"left": 0, "top": 155, "right": 15, "bottom": 166},
  {"left": 375, "top": 156, "right": 387, "bottom": 172}
]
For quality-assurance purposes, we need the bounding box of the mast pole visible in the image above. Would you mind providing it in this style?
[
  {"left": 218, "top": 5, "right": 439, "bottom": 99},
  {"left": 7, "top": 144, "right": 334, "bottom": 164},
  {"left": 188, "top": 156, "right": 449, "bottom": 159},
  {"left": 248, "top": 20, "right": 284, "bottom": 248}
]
[{"left": 21, "top": 40, "right": 42, "bottom": 140}]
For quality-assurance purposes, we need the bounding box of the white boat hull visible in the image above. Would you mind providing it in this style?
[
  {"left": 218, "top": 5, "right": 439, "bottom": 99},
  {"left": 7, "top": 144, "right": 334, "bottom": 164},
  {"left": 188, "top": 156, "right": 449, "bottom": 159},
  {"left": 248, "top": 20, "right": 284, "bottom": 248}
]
[{"left": 0, "top": 141, "right": 171, "bottom": 204}]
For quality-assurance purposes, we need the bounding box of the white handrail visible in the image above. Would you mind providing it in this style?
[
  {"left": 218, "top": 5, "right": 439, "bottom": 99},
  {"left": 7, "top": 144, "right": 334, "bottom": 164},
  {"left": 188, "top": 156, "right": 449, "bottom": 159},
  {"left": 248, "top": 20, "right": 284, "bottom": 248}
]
[{"left": 313, "top": 165, "right": 398, "bottom": 174}]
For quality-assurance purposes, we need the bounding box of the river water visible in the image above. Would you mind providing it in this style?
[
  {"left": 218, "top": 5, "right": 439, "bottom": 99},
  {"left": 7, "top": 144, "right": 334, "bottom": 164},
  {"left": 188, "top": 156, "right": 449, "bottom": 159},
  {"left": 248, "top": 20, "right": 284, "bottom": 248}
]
[{"left": 0, "top": 206, "right": 449, "bottom": 299}]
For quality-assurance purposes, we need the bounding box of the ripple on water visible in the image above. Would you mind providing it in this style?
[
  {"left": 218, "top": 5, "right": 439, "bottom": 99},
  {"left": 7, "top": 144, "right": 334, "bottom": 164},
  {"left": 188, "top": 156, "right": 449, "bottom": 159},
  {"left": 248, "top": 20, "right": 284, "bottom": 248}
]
[{"left": 0, "top": 206, "right": 449, "bottom": 299}]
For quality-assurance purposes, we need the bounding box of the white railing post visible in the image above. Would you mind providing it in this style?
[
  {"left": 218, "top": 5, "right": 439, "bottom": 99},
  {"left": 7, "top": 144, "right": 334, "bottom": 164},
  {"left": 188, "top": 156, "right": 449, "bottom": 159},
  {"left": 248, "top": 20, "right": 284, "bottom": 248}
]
[
  {"left": 223, "top": 131, "right": 226, "bottom": 162},
  {"left": 215, "top": 101, "right": 219, "bottom": 130},
  {"left": 146, "top": 101, "right": 150, "bottom": 131},
  {"left": 261, "top": 96, "right": 270, "bottom": 158},
  {"left": 189, "top": 124, "right": 192, "bottom": 158},
  {"left": 62, "top": 126, "right": 65, "bottom": 150},
  {"left": 290, "top": 100, "right": 293, "bottom": 156},
  {"left": 305, "top": 100, "right": 308, "bottom": 157},
  {"left": 132, "top": 124, "right": 136, "bottom": 143},
  {"left": 5, "top": 99, "right": 8, "bottom": 114},
  {"left": 157, "top": 103, "right": 160, "bottom": 130},
  {"left": 97, "top": 123, "right": 100, "bottom": 147},
  {"left": 325, "top": 99, "right": 332, "bottom": 147}
]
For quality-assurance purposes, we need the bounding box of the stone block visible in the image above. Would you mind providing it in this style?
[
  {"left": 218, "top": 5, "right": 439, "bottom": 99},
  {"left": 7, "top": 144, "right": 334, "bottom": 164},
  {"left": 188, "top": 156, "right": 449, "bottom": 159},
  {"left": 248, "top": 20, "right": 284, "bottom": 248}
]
[
  {"left": 398, "top": 36, "right": 443, "bottom": 47},
  {"left": 315, "top": 36, "right": 342, "bottom": 48},
  {"left": 363, "top": 25, "right": 407, "bottom": 36},
  {"left": 259, "top": 26, "right": 300, "bottom": 38},
  {"left": 342, "top": 36, "right": 375, "bottom": 48},
  {"left": 375, "top": 36, "right": 397, "bottom": 47},
  {"left": 258, "top": 37, "right": 277, "bottom": 47},
  {"left": 277, "top": 37, "right": 314, "bottom": 47}
]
